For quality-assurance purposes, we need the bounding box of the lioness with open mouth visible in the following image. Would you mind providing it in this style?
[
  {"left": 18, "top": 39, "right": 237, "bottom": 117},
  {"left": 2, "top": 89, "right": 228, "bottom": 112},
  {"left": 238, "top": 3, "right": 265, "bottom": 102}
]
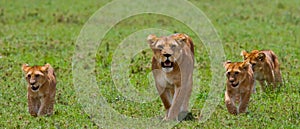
[{"left": 147, "top": 33, "right": 194, "bottom": 121}]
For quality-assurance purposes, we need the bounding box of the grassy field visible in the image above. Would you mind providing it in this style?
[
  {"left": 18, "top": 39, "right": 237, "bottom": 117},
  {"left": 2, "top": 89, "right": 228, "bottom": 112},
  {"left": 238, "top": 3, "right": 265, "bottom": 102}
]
[{"left": 0, "top": 0, "right": 299, "bottom": 128}]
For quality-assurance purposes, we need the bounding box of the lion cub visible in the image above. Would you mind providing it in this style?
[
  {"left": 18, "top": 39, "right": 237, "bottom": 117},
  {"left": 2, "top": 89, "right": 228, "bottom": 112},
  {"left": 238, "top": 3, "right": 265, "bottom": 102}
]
[
  {"left": 224, "top": 61, "right": 254, "bottom": 115},
  {"left": 147, "top": 33, "right": 194, "bottom": 121},
  {"left": 22, "top": 63, "right": 56, "bottom": 116},
  {"left": 241, "top": 50, "right": 282, "bottom": 91}
]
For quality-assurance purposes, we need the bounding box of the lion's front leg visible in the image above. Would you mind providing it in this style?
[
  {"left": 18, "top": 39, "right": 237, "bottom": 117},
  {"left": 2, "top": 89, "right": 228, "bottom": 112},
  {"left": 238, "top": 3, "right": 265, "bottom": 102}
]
[
  {"left": 225, "top": 91, "right": 237, "bottom": 115},
  {"left": 252, "top": 81, "right": 256, "bottom": 93},
  {"left": 178, "top": 81, "right": 192, "bottom": 121},
  {"left": 159, "top": 88, "right": 173, "bottom": 120},
  {"left": 46, "top": 95, "right": 55, "bottom": 116},
  {"left": 28, "top": 95, "right": 39, "bottom": 117},
  {"left": 38, "top": 95, "right": 50, "bottom": 116},
  {"left": 152, "top": 70, "right": 173, "bottom": 120},
  {"left": 167, "top": 79, "right": 192, "bottom": 121},
  {"left": 238, "top": 92, "right": 251, "bottom": 114},
  {"left": 167, "top": 86, "right": 183, "bottom": 120},
  {"left": 181, "top": 82, "right": 192, "bottom": 112},
  {"left": 167, "top": 68, "right": 193, "bottom": 121},
  {"left": 266, "top": 72, "right": 277, "bottom": 90},
  {"left": 259, "top": 80, "right": 266, "bottom": 92}
]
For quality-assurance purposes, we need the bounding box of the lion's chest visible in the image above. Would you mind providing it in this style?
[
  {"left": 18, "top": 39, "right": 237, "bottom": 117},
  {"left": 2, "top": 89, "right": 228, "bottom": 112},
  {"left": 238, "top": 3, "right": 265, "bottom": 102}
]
[
  {"left": 254, "top": 71, "right": 264, "bottom": 80},
  {"left": 254, "top": 69, "right": 274, "bottom": 81},
  {"left": 28, "top": 87, "right": 46, "bottom": 99},
  {"left": 155, "top": 71, "right": 180, "bottom": 88}
]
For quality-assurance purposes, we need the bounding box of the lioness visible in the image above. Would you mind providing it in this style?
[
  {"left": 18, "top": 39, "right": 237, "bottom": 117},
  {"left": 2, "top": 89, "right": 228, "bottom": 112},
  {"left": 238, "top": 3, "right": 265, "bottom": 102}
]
[
  {"left": 241, "top": 50, "right": 282, "bottom": 91},
  {"left": 147, "top": 33, "right": 194, "bottom": 121},
  {"left": 22, "top": 63, "right": 56, "bottom": 116},
  {"left": 224, "top": 61, "right": 254, "bottom": 115}
]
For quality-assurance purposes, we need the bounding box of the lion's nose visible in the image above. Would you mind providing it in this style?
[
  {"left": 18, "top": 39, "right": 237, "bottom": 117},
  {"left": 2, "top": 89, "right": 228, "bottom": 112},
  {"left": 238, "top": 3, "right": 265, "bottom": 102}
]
[
  {"left": 229, "top": 78, "right": 234, "bottom": 83},
  {"left": 163, "top": 54, "right": 171, "bottom": 57},
  {"left": 30, "top": 80, "right": 36, "bottom": 85}
]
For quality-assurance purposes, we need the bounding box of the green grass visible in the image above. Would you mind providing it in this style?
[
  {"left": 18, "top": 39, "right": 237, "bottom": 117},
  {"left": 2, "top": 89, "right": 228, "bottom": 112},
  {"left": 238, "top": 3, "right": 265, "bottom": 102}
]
[{"left": 0, "top": 0, "right": 299, "bottom": 128}]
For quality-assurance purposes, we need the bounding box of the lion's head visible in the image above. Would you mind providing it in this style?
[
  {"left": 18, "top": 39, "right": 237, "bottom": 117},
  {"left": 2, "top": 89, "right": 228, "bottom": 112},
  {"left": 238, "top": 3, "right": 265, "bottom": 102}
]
[
  {"left": 22, "top": 63, "right": 51, "bottom": 92},
  {"left": 224, "top": 61, "right": 251, "bottom": 88},
  {"left": 241, "top": 50, "right": 266, "bottom": 72},
  {"left": 147, "top": 33, "right": 191, "bottom": 72}
]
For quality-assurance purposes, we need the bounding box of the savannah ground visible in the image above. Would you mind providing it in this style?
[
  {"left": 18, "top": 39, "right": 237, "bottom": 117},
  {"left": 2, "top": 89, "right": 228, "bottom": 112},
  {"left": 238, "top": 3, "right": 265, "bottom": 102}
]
[{"left": 0, "top": 0, "right": 299, "bottom": 128}]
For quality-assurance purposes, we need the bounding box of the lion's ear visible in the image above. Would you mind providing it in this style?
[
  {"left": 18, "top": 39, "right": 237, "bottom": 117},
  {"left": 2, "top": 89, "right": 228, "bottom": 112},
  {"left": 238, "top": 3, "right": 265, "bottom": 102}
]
[
  {"left": 223, "top": 61, "right": 231, "bottom": 69},
  {"left": 41, "top": 63, "right": 51, "bottom": 72},
  {"left": 22, "top": 64, "right": 30, "bottom": 72},
  {"left": 147, "top": 34, "right": 157, "bottom": 46},
  {"left": 173, "top": 33, "right": 188, "bottom": 46},
  {"left": 258, "top": 52, "right": 265, "bottom": 61},
  {"left": 241, "top": 50, "right": 248, "bottom": 59}
]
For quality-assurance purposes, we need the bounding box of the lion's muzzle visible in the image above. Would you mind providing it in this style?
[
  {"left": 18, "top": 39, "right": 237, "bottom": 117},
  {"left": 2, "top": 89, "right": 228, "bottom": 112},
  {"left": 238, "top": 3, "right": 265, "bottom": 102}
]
[
  {"left": 161, "top": 60, "right": 174, "bottom": 68},
  {"left": 31, "top": 85, "right": 40, "bottom": 91},
  {"left": 230, "top": 82, "right": 239, "bottom": 87},
  {"left": 161, "top": 54, "right": 174, "bottom": 68},
  {"left": 229, "top": 79, "right": 239, "bottom": 87},
  {"left": 160, "top": 54, "right": 174, "bottom": 72}
]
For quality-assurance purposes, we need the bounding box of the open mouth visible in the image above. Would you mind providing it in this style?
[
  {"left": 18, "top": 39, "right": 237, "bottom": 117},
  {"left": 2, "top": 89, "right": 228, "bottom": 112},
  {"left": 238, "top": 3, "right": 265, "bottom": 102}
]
[
  {"left": 161, "top": 60, "right": 174, "bottom": 68},
  {"left": 31, "top": 85, "right": 40, "bottom": 91},
  {"left": 231, "top": 82, "right": 239, "bottom": 87}
]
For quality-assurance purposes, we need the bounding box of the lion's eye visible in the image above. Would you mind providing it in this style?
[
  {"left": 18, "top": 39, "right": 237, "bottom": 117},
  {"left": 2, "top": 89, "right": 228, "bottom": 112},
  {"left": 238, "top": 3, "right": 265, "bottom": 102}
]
[
  {"left": 226, "top": 72, "right": 230, "bottom": 76},
  {"left": 171, "top": 45, "right": 176, "bottom": 49},
  {"left": 234, "top": 72, "right": 239, "bottom": 75},
  {"left": 35, "top": 74, "right": 40, "bottom": 78},
  {"left": 27, "top": 75, "right": 31, "bottom": 78},
  {"left": 157, "top": 45, "right": 163, "bottom": 50}
]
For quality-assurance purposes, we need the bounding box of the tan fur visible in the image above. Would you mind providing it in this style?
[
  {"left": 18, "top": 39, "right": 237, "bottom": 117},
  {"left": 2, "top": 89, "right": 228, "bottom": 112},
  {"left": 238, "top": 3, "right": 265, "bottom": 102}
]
[
  {"left": 147, "top": 33, "right": 194, "bottom": 121},
  {"left": 22, "top": 63, "right": 56, "bottom": 117},
  {"left": 224, "top": 61, "right": 254, "bottom": 115},
  {"left": 241, "top": 50, "right": 282, "bottom": 91}
]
